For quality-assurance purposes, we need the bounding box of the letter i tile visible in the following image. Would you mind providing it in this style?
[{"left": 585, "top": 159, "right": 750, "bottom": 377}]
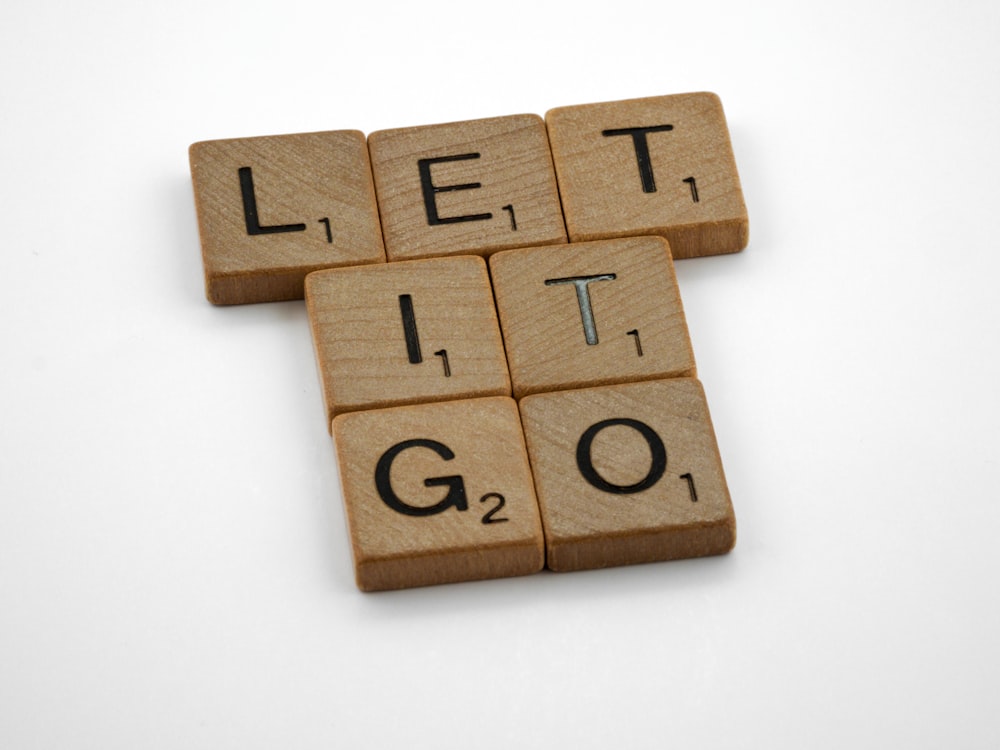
[
  {"left": 305, "top": 255, "right": 511, "bottom": 428},
  {"left": 189, "top": 130, "right": 385, "bottom": 305},
  {"left": 333, "top": 397, "right": 545, "bottom": 591},
  {"left": 546, "top": 92, "right": 749, "bottom": 259},
  {"left": 368, "top": 114, "right": 567, "bottom": 261},
  {"left": 518, "top": 378, "right": 736, "bottom": 572}
]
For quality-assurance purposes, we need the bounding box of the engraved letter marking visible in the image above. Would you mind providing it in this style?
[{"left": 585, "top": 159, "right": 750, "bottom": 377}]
[{"left": 545, "top": 274, "right": 617, "bottom": 345}]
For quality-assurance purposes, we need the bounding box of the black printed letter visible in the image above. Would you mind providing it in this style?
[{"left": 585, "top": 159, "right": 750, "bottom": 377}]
[
  {"left": 576, "top": 418, "right": 667, "bottom": 494},
  {"left": 238, "top": 167, "right": 307, "bottom": 235},
  {"left": 417, "top": 154, "right": 494, "bottom": 226},
  {"left": 375, "top": 439, "right": 469, "bottom": 517},
  {"left": 601, "top": 125, "right": 674, "bottom": 193}
]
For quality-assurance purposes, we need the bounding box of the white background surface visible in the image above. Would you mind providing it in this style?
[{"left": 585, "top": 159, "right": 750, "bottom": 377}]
[{"left": 2, "top": 1, "right": 999, "bottom": 747}]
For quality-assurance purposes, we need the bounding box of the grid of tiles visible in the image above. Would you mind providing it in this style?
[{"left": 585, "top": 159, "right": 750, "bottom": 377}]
[{"left": 190, "top": 92, "right": 746, "bottom": 591}]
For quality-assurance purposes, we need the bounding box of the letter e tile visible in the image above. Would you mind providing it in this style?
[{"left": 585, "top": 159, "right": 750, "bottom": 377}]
[
  {"left": 519, "top": 378, "right": 736, "bottom": 572},
  {"left": 333, "top": 397, "right": 545, "bottom": 591},
  {"left": 368, "top": 114, "right": 567, "bottom": 261}
]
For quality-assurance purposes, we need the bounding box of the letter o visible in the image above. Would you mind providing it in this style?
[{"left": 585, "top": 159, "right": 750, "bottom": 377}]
[{"left": 575, "top": 418, "right": 667, "bottom": 494}]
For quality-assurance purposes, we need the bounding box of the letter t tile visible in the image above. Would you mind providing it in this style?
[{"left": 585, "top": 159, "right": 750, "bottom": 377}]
[
  {"left": 490, "top": 237, "right": 696, "bottom": 398},
  {"left": 546, "top": 92, "right": 749, "bottom": 259}
]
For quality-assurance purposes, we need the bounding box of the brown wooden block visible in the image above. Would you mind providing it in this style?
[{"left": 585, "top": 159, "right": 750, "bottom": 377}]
[
  {"left": 332, "top": 397, "right": 545, "bottom": 591},
  {"left": 189, "top": 130, "right": 385, "bottom": 305},
  {"left": 306, "top": 255, "right": 511, "bottom": 428},
  {"left": 545, "top": 92, "right": 748, "bottom": 259},
  {"left": 368, "top": 114, "right": 567, "bottom": 262},
  {"left": 518, "top": 378, "right": 736, "bottom": 572},
  {"left": 489, "top": 236, "right": 696, "bottom": 399}
]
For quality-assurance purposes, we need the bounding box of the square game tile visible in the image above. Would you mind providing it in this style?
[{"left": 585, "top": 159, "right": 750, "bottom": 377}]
[
  {"left": 546, "top": 93, "right": 748, "bottom": 259},
  {"left": 368, "top": 114, "right": 566, "bottom": 261},
  {"left": 190, "top": 130, "right": 385, "bottom": 304},
  {"left": 490, "top": 236, "right": 696, "bottom": 399},
  {"left": 519, "top": 378, "right": 736, "bottom": 572},
  {"left": 333, "top": 397, "right": 544, "bottom": 591},
  {"left": 306, "top": 255, "right": 511, "bottom": 428}
]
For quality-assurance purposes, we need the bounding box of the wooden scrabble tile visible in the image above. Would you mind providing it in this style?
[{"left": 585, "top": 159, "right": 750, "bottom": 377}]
[
  {"left": 545, "top": 92, "right": 748, "bottom": 259},
  {"left": 190, "top": 130, "right": 385, "bottom": 305},
  {"left": 368, "top": 114, "right": 567, "bottom": 262},
  {"left": 489, "top": 236, "right": 696, "bottom": 399},
  {"left": 518, "top": 378, "right": 736, "bottom": 572},
  {"left": 306, "top": 255, "right": 511, "bottom": 428},
  {"left": 333, "top": 397, "right": 545, "bottom": 591}
]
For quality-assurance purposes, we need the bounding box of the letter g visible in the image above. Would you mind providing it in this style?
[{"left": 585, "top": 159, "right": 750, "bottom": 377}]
[{"left": 374, "top": 439, "right": 469, "bottom": 517}]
